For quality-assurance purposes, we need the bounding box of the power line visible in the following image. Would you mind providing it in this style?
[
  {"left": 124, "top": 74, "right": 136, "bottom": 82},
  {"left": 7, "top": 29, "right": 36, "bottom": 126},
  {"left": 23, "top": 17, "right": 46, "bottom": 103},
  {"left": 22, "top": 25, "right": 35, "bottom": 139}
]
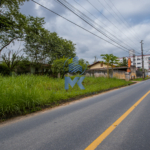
[
  {"left": 56, "top": 0, "right": 131, "bottom": 51},
  {"left": 107, "top": 0, "right": 140, "bottom": 40},
  {"left": 101, "top": 0, "right": 140, "bottom": 42},
  {"left": 56, "top": 0, "right": 141, "bottom": 54},
  {"left": 31, "top": 0, "right": 130, "bottom": 53},
  {"left": 144, "top": 49, "right": 150, "bottom": 54},
  {"left": 73, "top": 0, "right": 136, "bottom": 51},
  {"left": 87, "top": 0, "right": 140, "bottom": 50}
]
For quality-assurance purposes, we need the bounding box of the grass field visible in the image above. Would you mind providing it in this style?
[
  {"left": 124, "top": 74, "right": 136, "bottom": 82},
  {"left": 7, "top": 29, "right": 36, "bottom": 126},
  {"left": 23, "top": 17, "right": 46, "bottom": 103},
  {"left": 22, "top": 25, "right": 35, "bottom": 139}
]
[
  {"left": 0, "top": 75, "right": 132, "bottom": 120},
  {"left": 133, "top": 77, "right": 150, "bottom": 81}
]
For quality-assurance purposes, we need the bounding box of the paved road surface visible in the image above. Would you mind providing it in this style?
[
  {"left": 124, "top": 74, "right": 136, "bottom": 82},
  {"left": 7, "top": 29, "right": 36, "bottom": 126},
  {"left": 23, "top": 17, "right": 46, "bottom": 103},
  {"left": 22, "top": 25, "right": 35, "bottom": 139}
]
[{"left": 0, "top": 80, "right": 150, "bottom": 150}]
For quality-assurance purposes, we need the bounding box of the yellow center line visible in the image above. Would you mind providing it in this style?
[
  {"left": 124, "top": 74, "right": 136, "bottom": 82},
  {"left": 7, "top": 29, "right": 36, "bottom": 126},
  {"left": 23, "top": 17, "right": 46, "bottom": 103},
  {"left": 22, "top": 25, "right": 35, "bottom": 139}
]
[{"left": 85, "top": 90, "right": 150, "bottom": 150}]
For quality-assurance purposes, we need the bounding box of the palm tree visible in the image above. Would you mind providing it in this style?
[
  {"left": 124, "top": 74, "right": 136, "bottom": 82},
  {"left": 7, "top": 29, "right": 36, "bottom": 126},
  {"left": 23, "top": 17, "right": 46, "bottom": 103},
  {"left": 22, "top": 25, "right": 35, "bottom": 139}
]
[
  {"left": 100, "top": 54, "right": 111, "bottom": 78},
  {"left": 110, "top": 54, "right": 119, "bottom": 77}
]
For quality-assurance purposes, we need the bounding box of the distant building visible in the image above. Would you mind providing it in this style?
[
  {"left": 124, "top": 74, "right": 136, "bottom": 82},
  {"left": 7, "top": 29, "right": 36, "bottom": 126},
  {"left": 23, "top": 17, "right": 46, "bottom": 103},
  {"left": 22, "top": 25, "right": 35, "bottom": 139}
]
[
  {"left": 119, "top": 54, "right": 150, "bottom": 70},
  {"left": 118, "top": 54, "right": 150, "bottom": 76},
  {"left": 86, "top": 60, "right": 136, "bottom": 80}
]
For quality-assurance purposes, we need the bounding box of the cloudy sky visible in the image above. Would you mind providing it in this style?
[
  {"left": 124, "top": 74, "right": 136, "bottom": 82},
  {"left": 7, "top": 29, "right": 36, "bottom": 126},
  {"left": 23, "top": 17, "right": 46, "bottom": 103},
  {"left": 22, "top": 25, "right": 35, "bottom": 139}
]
[{"left": 5, "top": 0, "right": 150, "bottom": 64}]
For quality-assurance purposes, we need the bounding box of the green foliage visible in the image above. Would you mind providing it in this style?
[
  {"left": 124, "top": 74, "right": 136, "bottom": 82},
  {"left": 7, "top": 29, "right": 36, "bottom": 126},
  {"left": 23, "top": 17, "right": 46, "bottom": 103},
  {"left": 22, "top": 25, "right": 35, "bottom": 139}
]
[
  {"left": 51, "top": 57, "right": 73, "bottom": 78},
  {"left": 133, "top": 77, "right": 150, "bottom": 81},
  {"left": 0, "top": 0, "right": 45, "bottom": 53},
  {"left": 78, "top": 58, "right": 89, "bottom": 71},
  {"left": 2, "top": 50, "right": 23, "bottom": 72},
  {"left": 101, "top": 54, "right": 119, "bottom": 77},
  {"left": 16, "top": 57, "right": 31, "bottom": 74},
  {"left": 101, "top": 54, "right": 112, "bottom": 78},
  {"left": 0, "top": 10, "right": 45, "bottom": 52},
  {"left": 0, "top": 64, "right": 10, "bottom": 75},
  {"left": 0, "top": 75, "right": 132, "bottom": 119},
  {"left": 110, "top": 54, "right": 119, "bottom": 66},
  {"left": 0, "top": 0, "right": 29, "bottom": 10},
  {"left": 24, "top": 30, "right": 76, "bottom": 64},
  {"left": 110, "top": 54, "right": 119, "bottom": 74}
]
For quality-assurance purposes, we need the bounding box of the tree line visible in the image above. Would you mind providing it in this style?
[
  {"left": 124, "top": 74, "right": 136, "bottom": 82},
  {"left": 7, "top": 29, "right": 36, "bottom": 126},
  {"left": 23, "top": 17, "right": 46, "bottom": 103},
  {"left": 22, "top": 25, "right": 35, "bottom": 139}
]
[
  {"left": 100, "top": 54, "right": 128, "bottom": 78},
  {"left": 0, "top": 0, "right": 89, "bottom": 76}
]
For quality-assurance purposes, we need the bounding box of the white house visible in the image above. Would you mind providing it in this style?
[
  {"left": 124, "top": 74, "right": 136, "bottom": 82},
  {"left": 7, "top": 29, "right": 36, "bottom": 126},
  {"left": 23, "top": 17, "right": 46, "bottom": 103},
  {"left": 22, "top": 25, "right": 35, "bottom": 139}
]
[{"left": 119, "top": 54, "right": 150, "bottom": 76}]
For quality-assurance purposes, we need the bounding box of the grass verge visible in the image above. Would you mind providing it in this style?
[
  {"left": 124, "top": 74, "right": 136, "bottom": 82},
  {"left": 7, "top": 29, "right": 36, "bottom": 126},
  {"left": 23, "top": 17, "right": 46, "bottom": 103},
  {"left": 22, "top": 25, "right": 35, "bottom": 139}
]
[
  {"left": 133, "top": 77, "right": 150, "bottom": 81},
  {"left": 0, "top": 75, "right": 132, "bottom": 121}
]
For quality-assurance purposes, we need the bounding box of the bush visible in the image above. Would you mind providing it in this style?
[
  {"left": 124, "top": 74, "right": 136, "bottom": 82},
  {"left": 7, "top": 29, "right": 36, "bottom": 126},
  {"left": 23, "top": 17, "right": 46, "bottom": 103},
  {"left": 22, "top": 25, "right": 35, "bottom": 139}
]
[{"left": 0, "top": 64, "right": 10, "bottom": 75}]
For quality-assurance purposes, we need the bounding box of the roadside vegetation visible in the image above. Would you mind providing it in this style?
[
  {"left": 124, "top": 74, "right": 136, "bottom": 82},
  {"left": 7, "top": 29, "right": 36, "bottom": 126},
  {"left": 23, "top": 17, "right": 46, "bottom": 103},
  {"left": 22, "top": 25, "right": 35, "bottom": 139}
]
[
  {"left": 0, "top": 75, "right": 132, "bottom": 120},
  {"left": 133, "top": 77, "right": 150, "bottom": 81}
]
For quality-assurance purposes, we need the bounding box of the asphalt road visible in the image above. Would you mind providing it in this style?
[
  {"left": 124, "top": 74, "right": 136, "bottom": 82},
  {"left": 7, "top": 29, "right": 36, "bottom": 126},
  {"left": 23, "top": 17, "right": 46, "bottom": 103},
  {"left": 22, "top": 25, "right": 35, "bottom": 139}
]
[{"left": 0, "top": 80, "right": 150, "bottom": 150}]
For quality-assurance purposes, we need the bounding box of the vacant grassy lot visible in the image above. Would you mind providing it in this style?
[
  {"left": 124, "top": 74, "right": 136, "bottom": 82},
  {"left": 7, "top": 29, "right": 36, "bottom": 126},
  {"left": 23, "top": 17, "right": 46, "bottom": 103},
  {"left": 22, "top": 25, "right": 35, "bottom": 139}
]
[{"left": 0, "top": 75, "right": 132, "bottom": 120}]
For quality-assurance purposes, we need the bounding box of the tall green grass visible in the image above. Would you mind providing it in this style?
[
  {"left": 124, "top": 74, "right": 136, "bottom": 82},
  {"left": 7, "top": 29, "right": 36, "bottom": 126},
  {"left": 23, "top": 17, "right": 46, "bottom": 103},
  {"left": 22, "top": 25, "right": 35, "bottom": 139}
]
[
  {"left": 0, "top": 75, "right": 132, "bottom": 119},
  {"left": 133, "top": 77, "right": 150, "bottom": 81}
]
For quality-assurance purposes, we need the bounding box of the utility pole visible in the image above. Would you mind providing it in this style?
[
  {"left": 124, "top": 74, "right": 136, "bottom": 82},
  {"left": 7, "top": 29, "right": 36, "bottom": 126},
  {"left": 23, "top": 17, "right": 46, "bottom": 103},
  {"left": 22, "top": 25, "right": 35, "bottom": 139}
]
[{"left": 140, "top": 40, "right": 145, "bottom": 79}]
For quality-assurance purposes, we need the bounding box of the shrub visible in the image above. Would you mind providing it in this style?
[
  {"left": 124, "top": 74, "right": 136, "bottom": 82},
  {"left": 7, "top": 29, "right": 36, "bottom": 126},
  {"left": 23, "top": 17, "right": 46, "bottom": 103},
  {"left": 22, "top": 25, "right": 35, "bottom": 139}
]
[{"left": 0, "top": 64, "right": 10, "bottom": 75}]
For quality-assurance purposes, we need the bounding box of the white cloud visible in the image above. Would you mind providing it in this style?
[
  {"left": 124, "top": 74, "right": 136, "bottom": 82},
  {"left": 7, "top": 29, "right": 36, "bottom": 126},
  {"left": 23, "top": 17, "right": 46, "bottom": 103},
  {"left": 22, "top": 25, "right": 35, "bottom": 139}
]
[{"left": 3, "top": 0, "right": 150, "bottom": 64}]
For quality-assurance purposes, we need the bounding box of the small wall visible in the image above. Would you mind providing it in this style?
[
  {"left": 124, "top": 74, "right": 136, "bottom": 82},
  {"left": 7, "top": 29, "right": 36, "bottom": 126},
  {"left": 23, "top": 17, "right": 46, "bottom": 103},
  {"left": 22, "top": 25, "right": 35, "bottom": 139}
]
[
  {"left": 86, "top": 69, "right": 127, "bottom": 79},
  {"left": 113, "top": 70, "right": 126, "bottom": 79},
  {"left": 85, "top": 70, "right": 112, "bottom": 78}
]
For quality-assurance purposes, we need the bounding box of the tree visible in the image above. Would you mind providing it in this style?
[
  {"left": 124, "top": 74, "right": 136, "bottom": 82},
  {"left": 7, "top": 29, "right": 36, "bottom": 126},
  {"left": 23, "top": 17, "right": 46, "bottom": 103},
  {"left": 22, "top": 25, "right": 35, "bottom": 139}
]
[
  {"left": 0, "top": 0, "right": 44, "bottom": 54},
  {"left": 0, "top": 11, "right": 45, "bottom": 53},
  {"left": 78, "top": 58, "right": 89, "bottom": 71},
  {"left": 2, "top": 50, "right": 23, "bottom": 73},
  {"left": 0, "top": 63, "right": 10, "bottom": 75},
  {"left": 0, "top": 0, "right": 28, "bottom": 9},
  {"left": 24, "top": 30, "right": 76, "bottom": 65},
  {"left": 51, "top": 57, "right": 73, "bottom": 78},
  {"left": 44, "top": 32, "right": 76, "bottom": 64},
  {"left": 100, "top": 54, "right": 111, "bottom": 78},
  {"left": 118, "top": 57, "right": 128, "bottom": 66},
  {"left": 110, "top": 54, "right": 119, "bottom": 75}
]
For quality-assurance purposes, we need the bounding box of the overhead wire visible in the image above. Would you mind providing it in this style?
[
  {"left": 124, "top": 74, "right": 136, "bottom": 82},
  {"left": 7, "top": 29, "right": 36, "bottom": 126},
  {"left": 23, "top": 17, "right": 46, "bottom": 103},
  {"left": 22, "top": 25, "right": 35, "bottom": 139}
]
[
  {"left": 99, "top": 0, "right": 141, "bottom": 54},
  {"left": 56, "top": 0, "right": 141, "bottom": 54},
  {"left": 107, "top": 0, "right": 140, "bottom": 40},
  {"left": 31, "top": 0, "right": 130, "bottom": 53},
  {"left": 101, "top": 0, "right": 140, "bottom": 42},
  {"left": 56, "top": 0, "right": 132, "bottom": 51},
  {"left": 86, "top": 0, "right": 140, "bottom": 51},
  {"left": 73, "top": 0, "right": 136, "bottom": 51}
]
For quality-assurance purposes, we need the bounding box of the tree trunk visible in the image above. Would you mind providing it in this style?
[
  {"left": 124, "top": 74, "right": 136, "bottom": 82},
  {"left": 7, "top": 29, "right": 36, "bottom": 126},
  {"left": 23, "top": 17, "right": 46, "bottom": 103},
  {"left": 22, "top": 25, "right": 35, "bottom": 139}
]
[
  {"left": 58, "top": 72, "right": 60, "bottom": 78},
  {"left": 111, "top": 63, "right": 113, "bottom": 78},
  {"left": 107, "top": 63, "right": 109, "bottom": 78}
]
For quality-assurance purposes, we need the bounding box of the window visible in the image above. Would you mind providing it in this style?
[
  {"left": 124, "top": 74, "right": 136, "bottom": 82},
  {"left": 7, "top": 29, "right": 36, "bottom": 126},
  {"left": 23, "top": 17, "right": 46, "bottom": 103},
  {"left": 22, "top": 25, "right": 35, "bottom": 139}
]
[
  {"left": 149, "top": 57, "right": 150, "bottom": 60},
  {"left": 137, "top": 58, "right": 141, "bottom": 60},
  {"left": 137, "top": 63, "right": 141, "bottom": 65}
]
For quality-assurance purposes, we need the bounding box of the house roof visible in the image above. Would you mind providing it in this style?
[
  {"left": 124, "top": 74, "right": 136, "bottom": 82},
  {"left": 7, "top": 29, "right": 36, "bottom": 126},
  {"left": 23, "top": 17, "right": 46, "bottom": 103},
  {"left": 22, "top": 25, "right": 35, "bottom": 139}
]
[
  {"left": 88, "top": 61, "right": 101, "bottom": 67},
  {"left": 86, "top": 66, "right": 128, "bottom": 71},
  {"left": 88, "top": 61, "right": 112, "bottom": 67}
]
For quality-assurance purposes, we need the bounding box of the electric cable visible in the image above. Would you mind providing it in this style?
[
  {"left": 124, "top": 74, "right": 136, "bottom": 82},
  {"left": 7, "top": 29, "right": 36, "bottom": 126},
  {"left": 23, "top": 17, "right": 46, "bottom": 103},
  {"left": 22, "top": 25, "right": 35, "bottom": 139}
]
[
  {"left": 72, "top": 0, "right": 136, "bottom": 51},
  {"left": 31, "top": 0, "right": 140, "bottom": 54},
  {"left": 87, "top": 0, "right": 140, "bottom": 50}
]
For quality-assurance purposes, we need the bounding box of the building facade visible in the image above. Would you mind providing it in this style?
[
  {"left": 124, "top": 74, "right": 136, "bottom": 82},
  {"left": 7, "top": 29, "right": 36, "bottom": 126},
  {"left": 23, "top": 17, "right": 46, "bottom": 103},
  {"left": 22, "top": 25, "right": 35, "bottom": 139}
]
[
  {"left": 119, "top": 54, "right": 150, "bottom": 76},
  {"left": 86, "top": 61, "right": 136, "bottom": 80}
]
